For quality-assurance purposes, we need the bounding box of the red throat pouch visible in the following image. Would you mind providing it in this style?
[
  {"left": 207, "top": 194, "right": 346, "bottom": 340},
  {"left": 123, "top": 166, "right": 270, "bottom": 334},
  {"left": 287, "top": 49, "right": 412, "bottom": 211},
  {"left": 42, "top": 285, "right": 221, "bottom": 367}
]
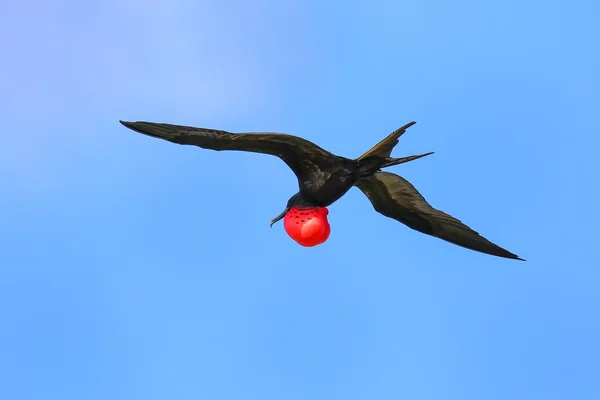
[{"left": 283, "top": 207, "right": 330, "bottom": 247}]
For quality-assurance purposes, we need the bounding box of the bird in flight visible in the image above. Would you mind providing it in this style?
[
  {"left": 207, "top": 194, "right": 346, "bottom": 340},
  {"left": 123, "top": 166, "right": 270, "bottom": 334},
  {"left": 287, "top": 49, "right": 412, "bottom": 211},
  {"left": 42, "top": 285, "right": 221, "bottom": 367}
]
[{"left": 120, "top": 120, "right": 523, "bottom": 260}]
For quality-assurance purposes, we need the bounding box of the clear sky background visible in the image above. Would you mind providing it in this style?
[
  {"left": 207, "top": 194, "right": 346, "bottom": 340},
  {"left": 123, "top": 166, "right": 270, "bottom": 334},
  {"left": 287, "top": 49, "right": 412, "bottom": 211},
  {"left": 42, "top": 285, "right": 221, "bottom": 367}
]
[{"left": 1, "top": 0, "right": 599, "bottom": 399}]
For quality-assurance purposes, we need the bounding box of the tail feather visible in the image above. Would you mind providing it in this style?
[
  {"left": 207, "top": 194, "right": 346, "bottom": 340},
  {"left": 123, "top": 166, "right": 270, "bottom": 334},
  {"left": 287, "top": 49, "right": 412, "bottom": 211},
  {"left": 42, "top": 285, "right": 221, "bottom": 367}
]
[
  {"left": 357, "top": 121, "right": 417, "bottom": 161},
  {"left": 380, "top": 152, "right": 435, "bottom": 168}
]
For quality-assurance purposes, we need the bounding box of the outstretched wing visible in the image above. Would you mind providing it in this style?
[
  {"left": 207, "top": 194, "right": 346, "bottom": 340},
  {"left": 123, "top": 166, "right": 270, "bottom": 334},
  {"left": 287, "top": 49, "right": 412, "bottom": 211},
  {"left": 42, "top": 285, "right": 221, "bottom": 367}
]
[
  {"left": 120, "top": 120, "right": 342, "bottom": 188},
  {"left": 355, "top": 171, "right": 523, "bottom": 260}
]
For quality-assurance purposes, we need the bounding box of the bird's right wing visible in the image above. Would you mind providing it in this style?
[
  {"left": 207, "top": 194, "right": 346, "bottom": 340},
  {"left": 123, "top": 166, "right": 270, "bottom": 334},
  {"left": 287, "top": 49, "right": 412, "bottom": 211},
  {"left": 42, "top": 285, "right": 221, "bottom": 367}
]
[
  {"left": 120, "top": 121, "right": 342, "bottom": 187},
  {"left": 354, "top": 171, "right": 523, "bottom": 260}
]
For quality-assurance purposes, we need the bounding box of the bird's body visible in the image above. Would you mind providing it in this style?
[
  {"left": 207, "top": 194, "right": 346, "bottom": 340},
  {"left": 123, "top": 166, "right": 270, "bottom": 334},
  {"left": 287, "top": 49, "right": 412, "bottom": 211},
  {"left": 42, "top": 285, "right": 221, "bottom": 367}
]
[
  {"left": 120, "top": 120, "right": 523, "bottom": 260},
  {"left": 291, "top": 156, "right": 358, "bottom": 207}
]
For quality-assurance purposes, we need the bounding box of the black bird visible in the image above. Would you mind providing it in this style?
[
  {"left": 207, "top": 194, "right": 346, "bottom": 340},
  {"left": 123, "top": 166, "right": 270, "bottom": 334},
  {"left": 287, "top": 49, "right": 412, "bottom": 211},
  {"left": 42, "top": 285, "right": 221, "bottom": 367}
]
[{"left": 120, "top": 120, "right": 523, "bottom": 260}]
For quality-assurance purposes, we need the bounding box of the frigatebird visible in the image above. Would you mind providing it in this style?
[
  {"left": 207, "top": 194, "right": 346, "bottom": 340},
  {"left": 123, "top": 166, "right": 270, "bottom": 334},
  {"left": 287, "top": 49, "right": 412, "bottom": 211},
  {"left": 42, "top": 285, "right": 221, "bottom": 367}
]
[{"left": 120, "top": 120, "right": 522, "bottom": 260}]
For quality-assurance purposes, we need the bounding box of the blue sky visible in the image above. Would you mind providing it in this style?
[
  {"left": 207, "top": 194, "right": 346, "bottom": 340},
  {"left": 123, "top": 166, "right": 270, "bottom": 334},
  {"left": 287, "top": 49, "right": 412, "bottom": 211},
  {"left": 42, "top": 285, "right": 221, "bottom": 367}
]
[{"left": 1, "top": 0, "right": 599, "bottom": 399}]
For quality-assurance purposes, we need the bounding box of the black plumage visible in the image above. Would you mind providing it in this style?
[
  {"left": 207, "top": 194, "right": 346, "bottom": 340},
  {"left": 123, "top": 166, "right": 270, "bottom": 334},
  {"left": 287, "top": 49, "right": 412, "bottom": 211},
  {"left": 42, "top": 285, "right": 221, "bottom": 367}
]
[{"left": 120, "top": 120, "right": 522, "bottom": 260}]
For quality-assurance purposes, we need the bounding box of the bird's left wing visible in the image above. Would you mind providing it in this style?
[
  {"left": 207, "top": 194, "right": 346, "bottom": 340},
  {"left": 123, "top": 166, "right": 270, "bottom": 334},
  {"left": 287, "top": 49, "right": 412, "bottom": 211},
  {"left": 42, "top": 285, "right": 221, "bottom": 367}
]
[
  {"left": 354, "top": 171, "right": 523, "bottom": 260},
  {"left": 120, "top": 120, "right": 341, "bottom": 186}
]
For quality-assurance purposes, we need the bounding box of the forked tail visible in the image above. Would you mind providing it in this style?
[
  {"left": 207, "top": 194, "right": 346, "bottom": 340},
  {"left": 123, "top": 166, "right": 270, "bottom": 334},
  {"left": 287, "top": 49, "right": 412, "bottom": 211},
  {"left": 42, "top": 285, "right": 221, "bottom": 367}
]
[
  {"left": 379, "top": 152, "right": 434, "bottom": 168},
  {"left": 357, "top": 121, "right": 433, "bottom": 171},
  {"left": 357, "top": 121, "right": 417, "bottom": 161}
]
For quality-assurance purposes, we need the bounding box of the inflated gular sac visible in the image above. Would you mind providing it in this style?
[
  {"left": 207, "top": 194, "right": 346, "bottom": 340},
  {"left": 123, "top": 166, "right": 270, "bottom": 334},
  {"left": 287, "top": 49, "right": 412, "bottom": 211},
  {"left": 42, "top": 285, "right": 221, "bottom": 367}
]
[{"left": 283, "top": 207, "right": 331, "bottom": 247}]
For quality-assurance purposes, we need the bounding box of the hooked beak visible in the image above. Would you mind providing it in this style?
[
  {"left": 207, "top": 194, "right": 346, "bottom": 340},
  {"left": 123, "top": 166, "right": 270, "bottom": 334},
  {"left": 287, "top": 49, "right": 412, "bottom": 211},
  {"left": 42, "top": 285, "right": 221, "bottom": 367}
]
[{"left": 269, "top": 207, "right": 289, "bottom": 227}]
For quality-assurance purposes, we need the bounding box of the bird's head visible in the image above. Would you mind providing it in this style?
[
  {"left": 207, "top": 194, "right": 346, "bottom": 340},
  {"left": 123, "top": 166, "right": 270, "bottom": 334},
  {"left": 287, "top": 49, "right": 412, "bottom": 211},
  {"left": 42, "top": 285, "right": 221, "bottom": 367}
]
[{"left": 269, "top": 194, "right": 331, "bottom": 247}]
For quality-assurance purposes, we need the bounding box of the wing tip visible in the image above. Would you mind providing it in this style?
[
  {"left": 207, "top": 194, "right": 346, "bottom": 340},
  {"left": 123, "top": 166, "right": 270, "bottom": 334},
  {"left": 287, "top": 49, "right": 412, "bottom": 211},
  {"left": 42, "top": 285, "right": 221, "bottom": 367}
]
[
  {"left": 119, "top": 119, "right": 178, "bottom": 141},
  {"left": 119, "top": 120, "right": 141, "bottom": 132},
  {"left": 497, "top": 250, "right": 525, "bottom": 261}
]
